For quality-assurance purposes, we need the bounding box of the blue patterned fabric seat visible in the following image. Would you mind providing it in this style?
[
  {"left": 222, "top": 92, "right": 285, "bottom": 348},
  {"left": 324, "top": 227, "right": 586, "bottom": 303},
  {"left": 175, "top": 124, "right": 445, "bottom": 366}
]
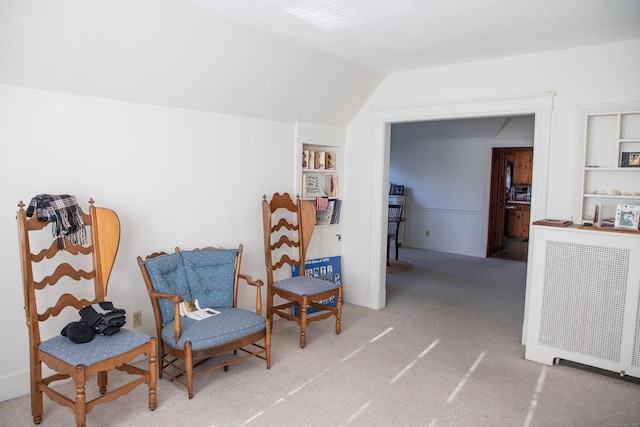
[
  {"left": 40, "top": 329, "right": 152, "bottom": 366},
  {"left": 161, "top": 307, "right": 266, "bottom": 351},
  {"left": 274, "top": 275, "right": 339, "bottom": 295},
  {"left": 138, "top": 246, "right": 271, "bottom": 399}
]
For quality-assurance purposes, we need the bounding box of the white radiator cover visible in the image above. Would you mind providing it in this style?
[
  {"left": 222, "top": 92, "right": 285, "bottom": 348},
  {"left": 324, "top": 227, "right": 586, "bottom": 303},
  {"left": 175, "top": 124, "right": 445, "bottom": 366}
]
[{"left": 525, "top": 226, "right": 640, "bottom": 377}]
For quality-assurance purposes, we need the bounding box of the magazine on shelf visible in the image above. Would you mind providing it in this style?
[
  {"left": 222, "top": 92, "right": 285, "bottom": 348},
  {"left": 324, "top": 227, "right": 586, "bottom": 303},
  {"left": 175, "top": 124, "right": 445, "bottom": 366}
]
[
  {"left": 316, "top": 199, "right": 335, "bottom": 225},
  {"left": 315, "top": 198, "right": 342, "bottom": 225},
  {"left": 179, "top": 299, "right": 220, "bottom": 321}
]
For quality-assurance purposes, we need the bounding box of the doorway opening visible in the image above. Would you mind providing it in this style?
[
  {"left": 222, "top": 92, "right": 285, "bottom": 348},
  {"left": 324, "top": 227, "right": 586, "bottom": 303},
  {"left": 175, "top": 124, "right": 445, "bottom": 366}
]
[
  {"left": 488, "top": 146, "right": 534, "bottom": 262},
  {"left": 370, "top": 92, "right": 554, "bottom": 311}
]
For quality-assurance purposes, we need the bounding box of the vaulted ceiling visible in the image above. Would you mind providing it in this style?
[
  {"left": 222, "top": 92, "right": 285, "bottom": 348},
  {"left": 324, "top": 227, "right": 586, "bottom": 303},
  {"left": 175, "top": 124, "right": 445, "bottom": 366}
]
[
  {"left": 182, "top": 0, "right": 640, "bottom": 73},
  {"left": 1, "top": 0, "right": 638, "bottom": 127}
]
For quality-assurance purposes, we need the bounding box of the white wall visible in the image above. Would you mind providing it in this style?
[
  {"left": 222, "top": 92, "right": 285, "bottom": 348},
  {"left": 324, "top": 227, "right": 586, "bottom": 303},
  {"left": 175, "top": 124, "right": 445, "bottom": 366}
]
[
  {"left": 342, "top": 39, "right": 640, "bottom": 310},
  {"left": 0, "top": 84, "right": 297, "bottom": 401}
]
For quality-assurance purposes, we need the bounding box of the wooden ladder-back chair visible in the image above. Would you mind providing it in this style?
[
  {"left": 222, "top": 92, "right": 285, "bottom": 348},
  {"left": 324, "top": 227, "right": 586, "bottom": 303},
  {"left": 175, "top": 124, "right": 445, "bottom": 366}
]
[
  {"left": 262, "top": 193, "right": 342, "bottom": 348},
  {"left": 387, "top": 203, "right": 404, "bottom": 262},
  {"left": 137, "top": 245, "right": 271, "bottom": 399},
  {"left": 17, "top": 198, "right": 157, "bottom": 427}
]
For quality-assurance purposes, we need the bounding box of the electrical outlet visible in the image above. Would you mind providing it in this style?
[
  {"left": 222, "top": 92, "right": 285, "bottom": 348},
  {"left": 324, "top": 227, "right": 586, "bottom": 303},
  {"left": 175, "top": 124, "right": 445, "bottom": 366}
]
[
  {"left": 425, "top": 230, "right": 430, "bottom": 237},
  {"left": 132, "top": 311, "right": 142, "bottom": 328}
]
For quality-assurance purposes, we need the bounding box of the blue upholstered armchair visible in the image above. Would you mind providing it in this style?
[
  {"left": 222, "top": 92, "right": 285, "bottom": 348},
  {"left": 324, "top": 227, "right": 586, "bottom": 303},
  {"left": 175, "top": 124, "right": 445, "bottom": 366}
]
[{"left": 137, "top": 245, "right": 270, "bottom": 399}]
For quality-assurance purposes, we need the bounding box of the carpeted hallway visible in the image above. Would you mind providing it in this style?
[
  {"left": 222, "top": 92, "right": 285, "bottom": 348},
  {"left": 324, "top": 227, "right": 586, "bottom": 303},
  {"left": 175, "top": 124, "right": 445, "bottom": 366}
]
[{"left": 3, "top": 248, "right": 639, "bottom": 426}]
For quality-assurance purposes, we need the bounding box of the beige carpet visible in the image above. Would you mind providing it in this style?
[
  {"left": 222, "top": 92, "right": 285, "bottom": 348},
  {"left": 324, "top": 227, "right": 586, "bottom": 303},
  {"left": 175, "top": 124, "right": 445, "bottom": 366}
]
[{"left": 2, "top": 247, "right": 639, "bottom": 426}]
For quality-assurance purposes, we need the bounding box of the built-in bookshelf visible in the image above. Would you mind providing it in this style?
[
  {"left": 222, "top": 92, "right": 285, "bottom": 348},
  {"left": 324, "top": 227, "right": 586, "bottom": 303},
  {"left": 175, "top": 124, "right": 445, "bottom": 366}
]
[
  {"left": 295, "top": 123, "right": 344, "bottom": 227},
  {"left": 579, "top": 108, "right": 640, "bottom": 227}
]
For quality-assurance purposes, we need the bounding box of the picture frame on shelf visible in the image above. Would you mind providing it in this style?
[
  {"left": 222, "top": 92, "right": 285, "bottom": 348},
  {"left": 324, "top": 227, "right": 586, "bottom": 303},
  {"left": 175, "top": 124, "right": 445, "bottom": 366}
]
[
  {"left": 593, "top": 203, "right": 602, "bottom": 228},
  {"left": 614, "top": 204, "right": 640, "bottom": 230},
  {"left": 390, "top": 184, "right": 404, "bottom": 196},
  {"left": 303, "top": 173, "right": 326, "bottom": 198},
  {"left": 620, "top": 152, "right": 640, "bottom": 167}
]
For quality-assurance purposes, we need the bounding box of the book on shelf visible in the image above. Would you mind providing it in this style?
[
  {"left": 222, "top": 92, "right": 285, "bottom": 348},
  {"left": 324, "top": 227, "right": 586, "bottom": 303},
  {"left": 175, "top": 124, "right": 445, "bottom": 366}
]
[
  {"left": 314, "top": 151, "right": 325, "bottom": 170},
  {"left": 329, "top": 174, "right": 339, "bottom": 197},
  {"left": 326, "top": 152, "right": 336, "bottom": 170},
  {"left": 302, "top": 150, "right": 309, "bottom": 169},
  {"left": 331, "top": 199, "right": 342, "bottom": 224},
  {"left": 307, "top": 150, "right": 315, "bottom": 169},
  {"left": 179, "top": 299, "right": 220, "bottom": 321}
]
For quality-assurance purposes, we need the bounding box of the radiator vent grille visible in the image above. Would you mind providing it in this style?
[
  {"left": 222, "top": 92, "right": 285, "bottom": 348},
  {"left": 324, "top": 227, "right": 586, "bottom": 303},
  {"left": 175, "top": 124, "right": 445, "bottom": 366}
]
[
  {"left": 540, "top": 242, "right": 628, "bottom": 362},
  {"left": 633, "top": 287, "right": 640, "bottom": 368}
]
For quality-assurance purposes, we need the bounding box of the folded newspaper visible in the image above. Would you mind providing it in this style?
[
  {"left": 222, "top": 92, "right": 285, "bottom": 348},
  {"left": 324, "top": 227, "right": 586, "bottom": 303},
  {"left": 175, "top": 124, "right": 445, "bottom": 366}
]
[{"left": 179, "top": 299, "right": 220, "bottom": 321}]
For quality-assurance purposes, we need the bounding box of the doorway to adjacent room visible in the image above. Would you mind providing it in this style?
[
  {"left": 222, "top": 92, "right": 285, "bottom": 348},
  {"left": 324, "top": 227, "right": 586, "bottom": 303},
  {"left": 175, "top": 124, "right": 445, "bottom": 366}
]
[{"left": 488, "top": 147, "right": 533, "bottom": 262}]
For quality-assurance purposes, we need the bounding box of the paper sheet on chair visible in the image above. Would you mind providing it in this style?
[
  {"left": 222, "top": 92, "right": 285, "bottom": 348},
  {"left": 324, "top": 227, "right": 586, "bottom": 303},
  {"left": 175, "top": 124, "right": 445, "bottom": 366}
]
[{"left": 179, "top": 300, "right": 220, "bottom": 321}]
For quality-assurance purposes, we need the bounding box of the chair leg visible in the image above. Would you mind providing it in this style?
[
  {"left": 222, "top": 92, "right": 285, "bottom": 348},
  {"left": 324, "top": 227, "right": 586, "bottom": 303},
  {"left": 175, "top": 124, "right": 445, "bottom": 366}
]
[
  {"left": 265, "top": 319, "right": 272, "bottom": 369},
  {"left": 299, "top": 296, "right": 308, "bottom": 348},
  {"left": 395, "top": 238, "right": 399, "bottom": 260},
  {"left": 335, "top": 287, "right": 342, "bottom": 335},
  {"left": 74, "top": 366, "right": 87, "bottom": 427},
  {"left": 185, "top": 341, "right": 194, "bottom": 399},
  {"left": 148, "top": 337, "right": 158, "bottom": 411},
  {"left": 31, "top": 359, "right": 43, "bottom": 425},
  {"left": 267, "top": 290, "right": 274, "bottom": 331},
  {"left": 98, "top": 371, "right": 107, "bottom": 394}
]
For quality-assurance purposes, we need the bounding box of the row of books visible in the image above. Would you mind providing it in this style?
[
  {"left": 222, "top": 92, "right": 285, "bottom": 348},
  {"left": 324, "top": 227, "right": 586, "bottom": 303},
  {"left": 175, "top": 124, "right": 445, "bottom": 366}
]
[
  {"left": 316, "top": 198, "right": 342, "bottom": 225},
  {"left": 303, "top": 150, "right": 336, "bottom": 170}
]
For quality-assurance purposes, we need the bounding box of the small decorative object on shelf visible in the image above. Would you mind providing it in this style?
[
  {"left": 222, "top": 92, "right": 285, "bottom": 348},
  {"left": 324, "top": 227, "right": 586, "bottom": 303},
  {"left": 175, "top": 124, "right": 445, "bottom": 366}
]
[
  {"left": 614, "top": 204, "right": 640, "bottom": 230},
  {"left": 532, "top": 219, "right": 573, "bottom": 227}
]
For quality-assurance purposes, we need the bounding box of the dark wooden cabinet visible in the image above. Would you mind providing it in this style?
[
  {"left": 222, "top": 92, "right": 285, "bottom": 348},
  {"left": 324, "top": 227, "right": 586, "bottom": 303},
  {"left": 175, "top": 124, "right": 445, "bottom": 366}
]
[
  {"left": 513, "top": 149, "right": 533, "bottom": 184},
  {"left": 506, "top": 204, "right": 530, "bottom": 238}
]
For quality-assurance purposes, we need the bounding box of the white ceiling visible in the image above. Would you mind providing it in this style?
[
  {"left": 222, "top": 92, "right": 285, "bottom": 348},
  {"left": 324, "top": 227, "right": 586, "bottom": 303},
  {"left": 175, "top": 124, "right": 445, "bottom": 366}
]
[{"left": 182, "top": 0, "right": 640, "bottom": 73}]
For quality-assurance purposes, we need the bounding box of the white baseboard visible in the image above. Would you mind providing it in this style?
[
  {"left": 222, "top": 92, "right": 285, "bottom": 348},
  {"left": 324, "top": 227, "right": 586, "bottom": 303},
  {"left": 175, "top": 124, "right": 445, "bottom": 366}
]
[{"left": 0, "top": 369, "right": 30, "bottom": 402}]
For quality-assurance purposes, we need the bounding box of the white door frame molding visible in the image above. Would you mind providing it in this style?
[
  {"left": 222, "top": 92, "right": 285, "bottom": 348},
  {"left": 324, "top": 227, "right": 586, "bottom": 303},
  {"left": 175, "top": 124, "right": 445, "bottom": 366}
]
[{"left": 369, "top": 92, "right": 555, "bottom": 319}]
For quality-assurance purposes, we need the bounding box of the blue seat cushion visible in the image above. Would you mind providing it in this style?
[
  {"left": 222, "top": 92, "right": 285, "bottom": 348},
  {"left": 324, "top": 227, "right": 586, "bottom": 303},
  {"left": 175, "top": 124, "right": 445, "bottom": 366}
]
[
  {"left": 274, "top": 275, "right": 339, "bottom": 296},
  {"left": 39, "top": 328, "right": 151, "bottom": 366},
  {"left": 141, "top": 252, "right": 191, "bottom": 323},
  {"left": 182, "top": 249, "right": 237, "bottom": 309},
  {"left": 162, "top": 307, "right": 265, "bottom": 352}
]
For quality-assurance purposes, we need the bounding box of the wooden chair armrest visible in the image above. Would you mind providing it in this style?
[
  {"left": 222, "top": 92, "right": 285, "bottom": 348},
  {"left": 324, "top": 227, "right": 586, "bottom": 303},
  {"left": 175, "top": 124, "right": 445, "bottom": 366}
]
[
  {"left": 149, "top": 290, "right": 183, "bottom": 304},
  {"left": 148, "top": 291, "right": 183, "bottom": 343},
  {"left": 238, "top": 273, "right": 263, "bottom": 287},
  {"left": 238, "top": 273, "right": 264, "bottom": 316}
]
